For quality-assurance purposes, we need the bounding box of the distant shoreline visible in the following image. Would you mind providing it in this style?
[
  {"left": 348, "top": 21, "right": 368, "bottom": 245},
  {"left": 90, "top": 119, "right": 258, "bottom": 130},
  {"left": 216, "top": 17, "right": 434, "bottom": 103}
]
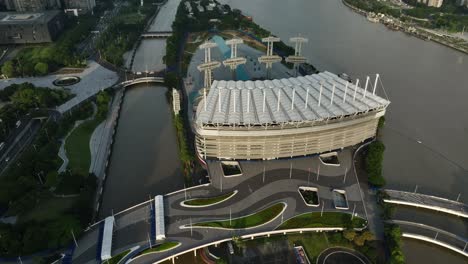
[{"left": 341, "top": 0, "right": 468, "bottom": 55}]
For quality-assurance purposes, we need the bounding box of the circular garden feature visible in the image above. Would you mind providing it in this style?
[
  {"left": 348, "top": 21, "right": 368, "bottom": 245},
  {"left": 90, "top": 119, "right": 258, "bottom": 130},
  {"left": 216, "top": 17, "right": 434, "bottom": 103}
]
[
  {"left": 53, "top": 76, "right": 81, "bottom": 86},
  {"left": 317, "top": 247, "right": 371, "bottom": 264}
]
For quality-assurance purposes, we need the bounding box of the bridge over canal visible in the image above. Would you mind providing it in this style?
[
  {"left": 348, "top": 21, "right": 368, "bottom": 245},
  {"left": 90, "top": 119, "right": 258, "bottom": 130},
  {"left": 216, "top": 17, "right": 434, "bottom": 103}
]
[{"left": 383, "top": 189, "right": 468, "bottom": 218}]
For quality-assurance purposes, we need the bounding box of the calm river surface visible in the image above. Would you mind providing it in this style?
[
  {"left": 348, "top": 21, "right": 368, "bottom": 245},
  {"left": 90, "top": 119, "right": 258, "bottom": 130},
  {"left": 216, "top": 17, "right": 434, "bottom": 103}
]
[
  {"left": 220, "top": 0, "right": 467, "bottom": 262},
  {"left": 99, "top": 0, "right": 183, "bottom": 217}
]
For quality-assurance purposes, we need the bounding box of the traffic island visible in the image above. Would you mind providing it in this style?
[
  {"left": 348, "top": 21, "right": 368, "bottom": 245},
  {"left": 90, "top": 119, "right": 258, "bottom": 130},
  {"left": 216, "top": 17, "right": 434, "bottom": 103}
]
[
  {"left": 190, "top": 202, "right": 286, "bottom": 229},
  {"left": 53, "top": 76, "right": 81, "bottom": 86},
  {"left": 181, "top": 190, "right": 238, "bottom": 207},
  {"left": 277, "top": 212, "right": 366, "bottom": 230},
  {"left": 298, "top": 187, "right": 320, "bottom": 207}
]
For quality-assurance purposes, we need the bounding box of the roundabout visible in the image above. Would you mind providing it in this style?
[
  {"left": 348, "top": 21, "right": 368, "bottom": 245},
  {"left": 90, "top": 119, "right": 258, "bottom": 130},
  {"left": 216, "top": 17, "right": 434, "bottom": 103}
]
[
  {"left": 317, "top": 247, "right": 371, "bottom": 264},
  {"left": 53, "top": 76, "right": 81, "bottom": 86}
]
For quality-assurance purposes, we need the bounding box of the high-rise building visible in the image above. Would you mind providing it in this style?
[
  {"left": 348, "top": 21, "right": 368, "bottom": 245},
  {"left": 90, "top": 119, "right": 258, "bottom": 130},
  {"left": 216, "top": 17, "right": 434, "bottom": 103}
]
[
  {"left": 9, "top": 0, "right": 60, "bottom": 12},
  {"left": 63, "top": 0, "right": 95, "bottom": 14},
  {"left": 417, "top": 0, "right": 444, "bottom": 8}
]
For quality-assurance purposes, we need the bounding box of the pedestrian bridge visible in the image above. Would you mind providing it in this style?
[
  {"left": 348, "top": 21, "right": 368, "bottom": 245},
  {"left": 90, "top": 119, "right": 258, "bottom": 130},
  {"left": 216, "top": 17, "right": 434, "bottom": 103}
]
[
  {"left": 141, "top": 31, "right": 173, "bottom": 38},
  {"left": 387, "top": 220, "right": 468, "bottom": 257},
  {"left": 119, "top": 77, "right": 165, "bottom": 88},
  {"left": 383, "top": 189, "right": 468, "bottom": 218}
]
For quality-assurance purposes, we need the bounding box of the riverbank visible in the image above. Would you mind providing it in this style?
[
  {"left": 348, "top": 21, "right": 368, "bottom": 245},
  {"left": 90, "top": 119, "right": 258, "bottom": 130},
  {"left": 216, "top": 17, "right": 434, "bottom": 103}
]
[{"left": 342, "top": 0, "right": 468, "bottom": 55}]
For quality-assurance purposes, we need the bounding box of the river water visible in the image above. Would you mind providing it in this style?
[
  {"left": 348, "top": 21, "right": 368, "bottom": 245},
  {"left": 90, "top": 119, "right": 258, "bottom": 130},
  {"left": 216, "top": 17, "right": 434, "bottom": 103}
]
[
  {"left": 99, "top": 0, "right": 183, "bottom": 217},
  {"left": 218, "top": 0, "right": 467, "bottom": 262}
]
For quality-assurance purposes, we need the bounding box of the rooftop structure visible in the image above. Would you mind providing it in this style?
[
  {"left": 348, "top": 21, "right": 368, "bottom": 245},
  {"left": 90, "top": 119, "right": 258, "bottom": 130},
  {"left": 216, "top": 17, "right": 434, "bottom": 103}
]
[
  {"left": 0, "top": 10, "right": 64, "bottom": 44},
  {"left": 196, "top": 71, "right": 388, "bottom": 126},
  {"left": 417, "top": 0, "right": 444, "bottom": 8},
  {"left": 194, "top": 71, "right": 389, "bottom": 160}
]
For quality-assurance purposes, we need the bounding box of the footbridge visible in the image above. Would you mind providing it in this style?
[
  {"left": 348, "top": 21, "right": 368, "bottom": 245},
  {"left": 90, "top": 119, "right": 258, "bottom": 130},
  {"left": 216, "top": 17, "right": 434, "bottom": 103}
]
[
  {"left": 119, "top": 76, "right": 165, "bottom": 87},
  {"left": 141, "top": 31, "right": 173, "bottom": 38},
  {"left": 383, "top": 189, "right": 468, "bottom": 218},
  {"left": 387, "top": 220, "right": 468, "bottom": 257}
]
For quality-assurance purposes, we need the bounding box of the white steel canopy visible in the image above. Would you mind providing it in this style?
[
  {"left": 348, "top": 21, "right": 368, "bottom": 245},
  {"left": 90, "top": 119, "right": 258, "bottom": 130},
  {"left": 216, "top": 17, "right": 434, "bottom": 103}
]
[{"left": 196, "top": 72, "right": 390, "bottom": 126}]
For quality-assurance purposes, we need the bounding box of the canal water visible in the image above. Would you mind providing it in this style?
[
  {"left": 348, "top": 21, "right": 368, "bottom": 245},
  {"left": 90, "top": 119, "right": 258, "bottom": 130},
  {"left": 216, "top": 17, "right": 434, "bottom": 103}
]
[
  {"left": 99, "top": 0, "right": 183, "bottom": 217},
  {"left": 219, "top": 0, "right": 467, "bottom": 262}
]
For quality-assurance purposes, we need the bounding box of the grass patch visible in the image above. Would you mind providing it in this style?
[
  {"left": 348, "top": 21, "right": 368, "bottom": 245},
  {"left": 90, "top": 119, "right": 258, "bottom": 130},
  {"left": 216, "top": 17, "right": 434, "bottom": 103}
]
[
  {"left": 65, "top": 117, "right": 104, "bottom": 175},
  {"left": 193, "top": 203, "right": 285, "bottom": 229},
  {"left": 184, "top": 191, "right": 235, "bottom": 206},
  {"left": 107, "top": 249, "right": 131, "bottom": 264},
  {"left": 277, "top": 212, "right": 366, "bottom": 230},
  {"left": 287, "top": 232, "right": 354, "bottom": 263},
  {"left": 141, "top": 242, "right": 180, "bottom": 254}
]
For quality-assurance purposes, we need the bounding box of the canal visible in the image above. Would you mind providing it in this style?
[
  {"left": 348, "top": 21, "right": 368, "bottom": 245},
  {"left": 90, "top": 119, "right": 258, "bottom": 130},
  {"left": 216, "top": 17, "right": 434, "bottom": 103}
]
[
  {"left": 99, "top": 0, "right": 183, "bottom": 217},
  {"left": 219, "top": 0, "right": 467, "bottom": 262}
]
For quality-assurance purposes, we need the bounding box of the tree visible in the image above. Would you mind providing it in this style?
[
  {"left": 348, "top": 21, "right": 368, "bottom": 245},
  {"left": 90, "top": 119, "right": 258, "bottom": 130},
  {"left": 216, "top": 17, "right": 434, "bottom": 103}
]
[
  {"left": 34, "top": 62, "right": 49, "bottom": 75},
  {"left": 343, "top": 230, "right": 357, "bottom": 241},
  {"left": 1, "top": 61, "right": 15, "bottom": 78}
]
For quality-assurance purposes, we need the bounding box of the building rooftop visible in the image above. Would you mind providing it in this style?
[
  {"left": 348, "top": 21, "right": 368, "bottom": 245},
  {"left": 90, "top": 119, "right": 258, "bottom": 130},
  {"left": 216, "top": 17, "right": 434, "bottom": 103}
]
[
  {"left": 196, "top": 71, "right": 390, "bottom": 126},
  {"left": 0, "top": 10, "right": 61, "bottom": 25}
]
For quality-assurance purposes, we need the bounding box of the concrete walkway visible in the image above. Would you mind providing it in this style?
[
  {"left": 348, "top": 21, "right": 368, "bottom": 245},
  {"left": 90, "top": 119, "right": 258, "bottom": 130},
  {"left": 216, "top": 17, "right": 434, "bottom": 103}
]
[{"left": 58, "top": 103, "right": 97, "bottom": 173}]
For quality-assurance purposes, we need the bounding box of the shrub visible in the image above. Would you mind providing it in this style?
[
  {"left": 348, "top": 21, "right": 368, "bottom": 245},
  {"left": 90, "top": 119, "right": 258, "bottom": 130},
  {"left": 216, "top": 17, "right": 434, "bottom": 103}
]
[{"left": 365, "top": 140, "right": 386, "bottom": 187}]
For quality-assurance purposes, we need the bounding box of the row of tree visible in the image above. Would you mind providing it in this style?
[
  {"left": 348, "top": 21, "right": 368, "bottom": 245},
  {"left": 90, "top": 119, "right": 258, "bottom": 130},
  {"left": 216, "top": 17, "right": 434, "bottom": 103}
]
[{"left": 0, "top": 83, "right": 72, "bottom": 142}]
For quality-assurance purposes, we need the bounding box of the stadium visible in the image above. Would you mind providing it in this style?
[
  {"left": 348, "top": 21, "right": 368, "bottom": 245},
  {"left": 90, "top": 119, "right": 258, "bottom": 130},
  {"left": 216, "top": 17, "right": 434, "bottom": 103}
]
[{"left": 194, "top": 71, "right": 390, "bottom": 161}]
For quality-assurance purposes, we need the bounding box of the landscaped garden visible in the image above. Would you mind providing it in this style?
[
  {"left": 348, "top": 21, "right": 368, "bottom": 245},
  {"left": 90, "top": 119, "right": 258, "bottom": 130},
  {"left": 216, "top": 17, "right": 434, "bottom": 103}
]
[
  {"left": 277, "top": 212, "right": 366, "bottom": 230},
  {"left": 193, "top": 203, "right": 285, "bottom": 229},
  {"left": 183, "top": 191, "right": 236, "bottom": 207},
  {"left": 107, "top": 249, "right": 131, "bottom": 264},
  {"left": 221, "top": 161, "right": 242, "bottom": 176},
  {"left": 298, "top": 187, "right": 319, "bottom": 206}
]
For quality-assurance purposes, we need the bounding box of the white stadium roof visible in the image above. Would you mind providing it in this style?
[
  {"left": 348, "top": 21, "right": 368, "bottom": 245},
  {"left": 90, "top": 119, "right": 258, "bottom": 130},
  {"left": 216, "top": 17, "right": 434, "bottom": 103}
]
[{"left": 196, "top": 71, "right": 390, "bottom": 126}]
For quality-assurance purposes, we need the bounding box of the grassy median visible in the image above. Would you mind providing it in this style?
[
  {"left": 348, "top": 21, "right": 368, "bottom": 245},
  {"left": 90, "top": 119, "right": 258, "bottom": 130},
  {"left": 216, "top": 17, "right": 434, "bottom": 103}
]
[
  {"left": 141, "top": 242, "right": 180, "bottom": 254},
  {"left": 184, "top": 191, "right": 235, "bottom": 206},
  {"left": 193, "top": 203, "right": 285, "bottom": 229},
  {"left": 277, "top": 212, "right": 366, "bottom": 230}
]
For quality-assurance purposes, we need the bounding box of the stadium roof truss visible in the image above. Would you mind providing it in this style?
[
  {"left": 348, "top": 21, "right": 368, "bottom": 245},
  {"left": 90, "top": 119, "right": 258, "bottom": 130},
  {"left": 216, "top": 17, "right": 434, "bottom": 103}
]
[{"left": 196, "top": 71, "right": 390, "bottom": 128}]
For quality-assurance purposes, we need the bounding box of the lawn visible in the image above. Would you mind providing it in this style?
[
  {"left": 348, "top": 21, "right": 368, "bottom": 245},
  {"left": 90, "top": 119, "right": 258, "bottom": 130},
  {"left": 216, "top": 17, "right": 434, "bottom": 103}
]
[
  {"left": 184, "top": 191, "right": 235, "bottom": 206},
  {"left": 193, "top": 203, "right": 285, "bottom": 229},
  {"left": 65, "top": 117, "right": 104, "bottom": 175},
  {"left": 141, "top": 242, "right": 180, "bottom": 254},
  {"left": 277, "top": 212, "right": 366, "bottom": 230},
  {"left": 287, "top": 232, "right": 355, "bottom": 263},
  {"left": 107, "top": 249, "right": 131, "bottom": 264}
]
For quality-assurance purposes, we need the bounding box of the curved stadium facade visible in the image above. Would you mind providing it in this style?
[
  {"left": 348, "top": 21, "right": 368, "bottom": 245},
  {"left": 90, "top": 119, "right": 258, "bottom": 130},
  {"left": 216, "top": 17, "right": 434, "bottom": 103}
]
[{"left": 194, "top": 71, "right": 390, "bottom": 160}]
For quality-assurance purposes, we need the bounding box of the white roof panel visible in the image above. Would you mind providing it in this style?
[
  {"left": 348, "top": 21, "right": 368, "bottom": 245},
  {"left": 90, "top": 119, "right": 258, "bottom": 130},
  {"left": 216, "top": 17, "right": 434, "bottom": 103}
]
[{"left": 196, "top": 72, "right": 390, "bottom": 126}]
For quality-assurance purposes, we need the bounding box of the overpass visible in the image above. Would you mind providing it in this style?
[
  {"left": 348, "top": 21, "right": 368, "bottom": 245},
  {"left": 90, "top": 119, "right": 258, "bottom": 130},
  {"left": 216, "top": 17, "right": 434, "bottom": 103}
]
[
  {"left": 387, "top": 220, "right": 468, "bottom": 258},
  {"left": 141, "top": 31, "right": 173, "bottom": 38},
  {"left": 383, "top": 189, "right": 468, "bottom": 218}
]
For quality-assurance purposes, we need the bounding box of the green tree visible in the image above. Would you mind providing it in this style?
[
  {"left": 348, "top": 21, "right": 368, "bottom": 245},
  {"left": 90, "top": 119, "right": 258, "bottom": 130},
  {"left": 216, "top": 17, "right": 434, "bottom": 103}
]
[
  {"left": 343, "top": 230, "right": 357, "bottom": 241},
  {"left": 1, "top": 61, "right": 15, "bottom": 78},
  {"left": 34, "top": 62, "right": 49, "bottom": 75}
]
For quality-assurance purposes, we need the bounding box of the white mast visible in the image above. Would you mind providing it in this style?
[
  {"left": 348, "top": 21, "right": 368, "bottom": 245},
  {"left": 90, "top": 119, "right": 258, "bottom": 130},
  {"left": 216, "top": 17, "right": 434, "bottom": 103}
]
[
  {"left": 363, "top": 76, "right": 370, "bottom": 99},
  {"left": 372, "top": 73, "right": 380, "bottom": 95},
  {"left": 305, "top": 87, "right": 309, "bottom": 109},
  {"left": 330, "top": 83, "right": 336, "bottom": 106},
  {"left": 353, "top": 79, "right": 360, "bottom": 101},
  {"left": 318, "top": 83, "right": 323, "bottom": 107},
  {"left": 262, "top": 90, "right": 266, "bottom": 113},
  {"left": 218, "top": 88, "right": 222, "bottom": 113},
  {"left": 277, "top": 89, "right": 281, "bottom": 112},
  {"left": 247, "top": 91, "right": 250, "bottom": 113},
  {"left": 204, "top": 88, "right": 207, "bottom": 111},
  {"left": 233, "top": 91, "right": 236, "bottom": 113},
  {"left": 291, "top": 88, "right": 296, "bottom": 110},
  {"left": 343, "top": 82, "right": 349, "bottom": 103}
]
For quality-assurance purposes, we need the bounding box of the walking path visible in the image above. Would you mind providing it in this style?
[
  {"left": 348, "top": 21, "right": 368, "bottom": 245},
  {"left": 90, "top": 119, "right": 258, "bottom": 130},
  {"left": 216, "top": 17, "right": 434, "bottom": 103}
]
[{"left": 58, "top": 103, "right": 97, "bottom": 173}]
